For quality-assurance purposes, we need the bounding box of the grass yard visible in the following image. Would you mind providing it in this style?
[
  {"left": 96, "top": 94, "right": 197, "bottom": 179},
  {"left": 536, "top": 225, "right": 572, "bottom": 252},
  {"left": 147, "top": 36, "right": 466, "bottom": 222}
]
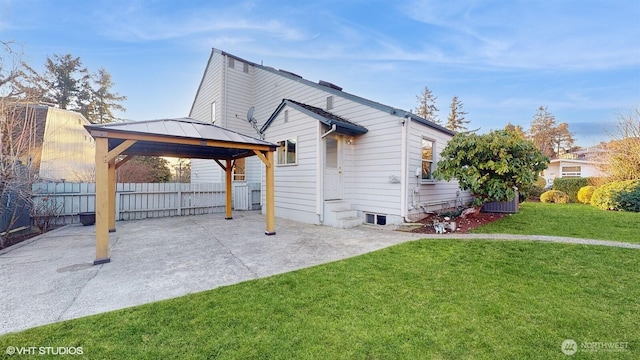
[
  {"left": 1, "top": 240, "right": 637, "bottom": 359},
  {"left": 472, "top": 202, "right": 640, "bottom": 243}
]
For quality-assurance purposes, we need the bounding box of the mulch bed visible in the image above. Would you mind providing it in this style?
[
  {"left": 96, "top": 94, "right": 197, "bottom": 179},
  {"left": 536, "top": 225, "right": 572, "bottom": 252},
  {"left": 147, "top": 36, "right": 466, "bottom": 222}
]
[{"left": 410, "top": 212, "right": 507, "bottom": 234}]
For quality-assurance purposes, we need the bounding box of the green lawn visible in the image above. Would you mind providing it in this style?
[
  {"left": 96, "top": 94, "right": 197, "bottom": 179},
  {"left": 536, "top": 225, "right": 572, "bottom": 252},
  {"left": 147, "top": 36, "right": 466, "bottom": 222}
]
[
  {"left": 472, "top": 202, "right": 640, "bottom": 243},
  {"left": 1, "top": 240, "right": 638, "bottom": 359}
]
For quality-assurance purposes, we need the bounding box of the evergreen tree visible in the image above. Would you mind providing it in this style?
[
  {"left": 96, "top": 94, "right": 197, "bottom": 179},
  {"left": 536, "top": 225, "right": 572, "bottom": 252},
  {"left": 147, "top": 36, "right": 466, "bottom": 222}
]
[
  {"left": 414, "top": 86, "right": 440, "bottom": 125},
  {"left": 42, "top": 54, "right": 89, "bottom": 109},
  {"left": 86, "top": 68, "right": 126, "bottom": 123},
  {"left": 42, "top": 54, "right": 126, "bottom": 123},
  {"left": 445, "top": 96, "right": 469, "bottom": 132}
]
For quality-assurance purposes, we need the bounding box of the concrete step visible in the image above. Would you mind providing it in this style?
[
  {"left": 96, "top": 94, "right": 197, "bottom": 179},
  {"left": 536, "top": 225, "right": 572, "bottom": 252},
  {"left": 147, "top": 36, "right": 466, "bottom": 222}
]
[
  {"left": 334, "top": 209, "right": 358, "bottom": 220},
  {"left": 336, "top": 216, "right": 362, "bottom": 229},
  {"left": 324, "top": 200, "right": 351, "bottom": 212}
]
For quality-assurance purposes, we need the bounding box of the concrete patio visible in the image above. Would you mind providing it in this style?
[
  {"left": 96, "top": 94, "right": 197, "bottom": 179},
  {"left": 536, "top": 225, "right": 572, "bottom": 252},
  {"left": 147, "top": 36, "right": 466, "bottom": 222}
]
[{"left": 0, "top": 212, "right": 424, "bottom": 335}]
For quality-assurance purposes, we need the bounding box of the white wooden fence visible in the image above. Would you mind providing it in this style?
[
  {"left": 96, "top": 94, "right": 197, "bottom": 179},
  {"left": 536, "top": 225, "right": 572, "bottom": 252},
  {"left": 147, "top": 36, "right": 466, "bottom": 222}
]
[{"left": 32, "top": 182, "right": 261, "bottom": 224}]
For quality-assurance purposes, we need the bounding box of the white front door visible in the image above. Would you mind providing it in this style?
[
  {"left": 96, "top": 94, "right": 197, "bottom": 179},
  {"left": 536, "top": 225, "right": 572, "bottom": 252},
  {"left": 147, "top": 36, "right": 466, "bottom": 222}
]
[{"left": 324, "top": 136, "right": 342, "bottom": 200}]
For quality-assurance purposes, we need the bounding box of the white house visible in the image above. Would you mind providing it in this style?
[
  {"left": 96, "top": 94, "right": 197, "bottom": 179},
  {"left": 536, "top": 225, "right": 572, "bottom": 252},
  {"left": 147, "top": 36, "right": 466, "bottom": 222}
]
[
  {"left": 190, "top": 48, "right": 470, "bottom": 227},
  {"left": 542, "top": 147, "right": 606, "bottom": 186}
]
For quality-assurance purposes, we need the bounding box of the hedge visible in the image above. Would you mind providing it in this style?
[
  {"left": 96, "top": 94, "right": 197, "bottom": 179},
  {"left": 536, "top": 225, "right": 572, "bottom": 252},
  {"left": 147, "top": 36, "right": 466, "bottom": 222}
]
[{"left": 552, "top": 178, "right": 590, "bottom": 202}]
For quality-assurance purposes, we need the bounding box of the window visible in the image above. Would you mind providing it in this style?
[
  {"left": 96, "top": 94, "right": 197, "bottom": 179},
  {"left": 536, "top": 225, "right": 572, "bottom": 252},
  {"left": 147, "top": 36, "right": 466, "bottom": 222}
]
[
  {"left": 284, "top": 109, "right": 289, "bottom": 123},
  {"left": 561, "top": 166, "right": 581, "bottom": 177},
  {"left": 233, "top": 158, "right": 246, "bottom": 181},
  {"left": 243, "top": 62, "right": 249, "bottom": 73},
  {"left": 228, "top": 57, "right": 234, "bottom": 69},
  {"left": 211, "top": 102, "right": 216, "bottom": 124},
  {"left": 421, "top": 138, "right": 435, "bottom": 181},
  {"left": 326, "top": 96, "right": 334, "bottom": 110},
  {"left": 277, "top": 138, "right": 297, "bottom": 165},
  {"left": 365, "top": 213, "right": 387, "bottom": 225}
]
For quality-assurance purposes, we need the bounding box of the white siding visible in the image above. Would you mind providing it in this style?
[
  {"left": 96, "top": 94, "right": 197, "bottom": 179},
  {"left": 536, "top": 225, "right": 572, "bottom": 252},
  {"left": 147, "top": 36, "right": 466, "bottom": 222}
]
[
  {"left": 39, "top": 108, "right": 95, "bottom": 181},
  {"left": 405, "top": 120, "right": 470, "bottom": 221},
  {"left": 190, "top": 159, "right": 223, "bottom": 183},
  {"left": 543, "top": 159, "right": 604, "bottom": 185},
  {"left": 190, "top": 51, "right": 262, "bottom": 184},
  {"left": 189, "top": 50, "right": 463, "bottom": 225},
  {"left": 263, "top": 107, "right": 319, "bottom": 224},
  {"left": 190, "top": 52, "right": 223, "bottom": 122}
]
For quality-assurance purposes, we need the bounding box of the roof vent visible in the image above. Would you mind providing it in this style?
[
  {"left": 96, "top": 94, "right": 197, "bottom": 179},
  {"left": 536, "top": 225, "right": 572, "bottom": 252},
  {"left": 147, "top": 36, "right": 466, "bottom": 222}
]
[
  {"left": 279, "top": 69, "right": 302, "bottom": 78},
  {"left": 318, "top": 80, "right": 342, "bottom": 91}
]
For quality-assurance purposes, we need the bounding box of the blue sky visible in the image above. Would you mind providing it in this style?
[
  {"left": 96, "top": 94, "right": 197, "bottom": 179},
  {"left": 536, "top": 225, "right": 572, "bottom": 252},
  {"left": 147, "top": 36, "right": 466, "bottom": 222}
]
[{"left": 2, "top": 0, "right": 639, "bottom": 147}]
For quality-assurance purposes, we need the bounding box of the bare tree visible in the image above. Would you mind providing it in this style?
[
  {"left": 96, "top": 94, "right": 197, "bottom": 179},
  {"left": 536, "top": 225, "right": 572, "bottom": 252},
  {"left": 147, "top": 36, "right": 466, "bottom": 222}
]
[
  {"left": 0, "top": 42, "right": 42, "bottom": 247},
  {"left": 602, "top": 108, "right": 640, "bottom": 181}
]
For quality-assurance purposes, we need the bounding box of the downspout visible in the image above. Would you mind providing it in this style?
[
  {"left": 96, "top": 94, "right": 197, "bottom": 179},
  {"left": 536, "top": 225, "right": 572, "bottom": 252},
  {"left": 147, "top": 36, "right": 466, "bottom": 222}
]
[
  {"left": 321, "top": 123, "right": 337, "bottom": 138},
  {"left": 400, "top": 114, "right": 413, "bottom": 223},
  {"left": 316, "top": 122, "right": 324, "bottom": 223}
]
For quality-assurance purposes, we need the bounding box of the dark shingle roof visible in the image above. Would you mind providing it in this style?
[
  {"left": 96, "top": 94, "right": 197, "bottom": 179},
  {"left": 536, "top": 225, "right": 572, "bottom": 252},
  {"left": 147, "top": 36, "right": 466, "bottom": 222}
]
[
  {"left": 261, "top": 99, "right": 368, "bottom": 136},
  {"left": 191, "top": 48, "right": 455, "bottom": 136}
]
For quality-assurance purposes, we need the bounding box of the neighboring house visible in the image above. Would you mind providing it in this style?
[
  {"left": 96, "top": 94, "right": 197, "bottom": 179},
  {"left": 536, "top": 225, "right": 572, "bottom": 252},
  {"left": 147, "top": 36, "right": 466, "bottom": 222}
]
[
  {"left": 16, "top": 105, "right": 95, "bottom": 182},
  {"left": 190, "top": 48, "right": 470, "bottom": 227},
  {"left": 542, "top": 146, "right": 606, "bottom": 186}
]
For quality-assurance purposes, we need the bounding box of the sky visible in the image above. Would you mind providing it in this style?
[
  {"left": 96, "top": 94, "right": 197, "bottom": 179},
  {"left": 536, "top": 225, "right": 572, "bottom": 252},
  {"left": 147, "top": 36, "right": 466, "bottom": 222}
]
[{"left": 1, "top": 0, "right": 639, "bottom": 147}]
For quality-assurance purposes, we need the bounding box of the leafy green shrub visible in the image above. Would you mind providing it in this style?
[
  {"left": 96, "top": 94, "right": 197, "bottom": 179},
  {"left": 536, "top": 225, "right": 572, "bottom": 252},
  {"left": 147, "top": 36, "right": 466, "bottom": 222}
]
[
  {"left": 577, "top": 186, "right": 596, "bottom": 204},
  {"left": 527, "top": 185, "right": 545, "bottom": 200},
  {"left": 540, "top": 190, "right": 570, "bottom": 204},
  {"left": 615, "top": 186, "right": 640, "bottom": 212},
  {"left": 520, "top": 176, "right": 546, "bottom": 201},
  {"left": 553, "top": 178, "right": 590, "bottom": 202},
  {"left": 591, "top": 180, "right": 640, "bottom": 211}
]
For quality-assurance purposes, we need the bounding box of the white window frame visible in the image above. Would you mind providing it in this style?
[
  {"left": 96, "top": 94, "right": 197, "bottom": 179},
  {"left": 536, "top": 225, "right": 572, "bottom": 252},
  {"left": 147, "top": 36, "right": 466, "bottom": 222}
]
[
  {"left": 421, "top": 137, "right": 436, "bottom": 183},
  {"left": 211, "top": 102, "right": 216, "bottom": 124},
  {"left": 276, "top": 137, "right": 297, "bottom": 166},
  {"left": 232, "top": 158, "right": 246, "bottom": 182},
  {"left": 561, "top": 166, "right": 581, "bottom": 178}
]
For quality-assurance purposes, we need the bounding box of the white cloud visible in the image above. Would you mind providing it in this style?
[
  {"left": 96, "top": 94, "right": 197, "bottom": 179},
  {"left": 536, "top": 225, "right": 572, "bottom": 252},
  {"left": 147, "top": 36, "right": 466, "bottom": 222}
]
[{"left": 399, "top": 0, "right": 640, "bottom": 70}]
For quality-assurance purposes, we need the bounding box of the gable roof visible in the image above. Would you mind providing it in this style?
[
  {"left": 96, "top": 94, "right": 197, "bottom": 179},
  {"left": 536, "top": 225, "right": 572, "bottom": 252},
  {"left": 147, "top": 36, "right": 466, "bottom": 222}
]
[
  {"left": 85, "top": 117, "right": 276, "bottom": 159},
  {"left": 191, "top": 48, "right": 456, "bottom": 137},
  {"left": 261, "top": 99, "right": 368, "bottom": 136}
]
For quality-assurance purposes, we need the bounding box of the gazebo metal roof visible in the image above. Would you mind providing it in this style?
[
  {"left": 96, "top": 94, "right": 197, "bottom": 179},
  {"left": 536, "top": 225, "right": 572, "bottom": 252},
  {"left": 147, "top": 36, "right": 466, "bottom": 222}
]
[{"left": 85, "top": 117, "right": 276, "bottom": 159}]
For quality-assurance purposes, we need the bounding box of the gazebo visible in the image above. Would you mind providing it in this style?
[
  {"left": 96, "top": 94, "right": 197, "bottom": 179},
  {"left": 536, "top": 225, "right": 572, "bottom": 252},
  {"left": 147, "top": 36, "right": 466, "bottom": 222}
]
[{"left": 85, "top": 118, "right": 278, "bottom": 265}]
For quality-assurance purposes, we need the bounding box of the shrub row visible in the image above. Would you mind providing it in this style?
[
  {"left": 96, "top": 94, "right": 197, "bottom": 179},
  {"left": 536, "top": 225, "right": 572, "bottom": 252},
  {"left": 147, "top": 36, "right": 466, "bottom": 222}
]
[{"left": 590, "top": 180, "right": 640, "bottom": 211}]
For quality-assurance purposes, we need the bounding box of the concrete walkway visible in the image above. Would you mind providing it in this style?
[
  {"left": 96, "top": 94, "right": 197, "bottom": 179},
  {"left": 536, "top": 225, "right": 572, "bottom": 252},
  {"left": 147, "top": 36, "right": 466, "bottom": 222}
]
[{"left": 1, "top": 212, "right": 637, "bottom": 335}]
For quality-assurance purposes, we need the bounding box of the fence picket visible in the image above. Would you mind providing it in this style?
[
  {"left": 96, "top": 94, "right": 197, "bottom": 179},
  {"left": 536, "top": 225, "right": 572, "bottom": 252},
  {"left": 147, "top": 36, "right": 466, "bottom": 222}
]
[{"left": 28, "top": 182, "right": 252, "bottom": 225}]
